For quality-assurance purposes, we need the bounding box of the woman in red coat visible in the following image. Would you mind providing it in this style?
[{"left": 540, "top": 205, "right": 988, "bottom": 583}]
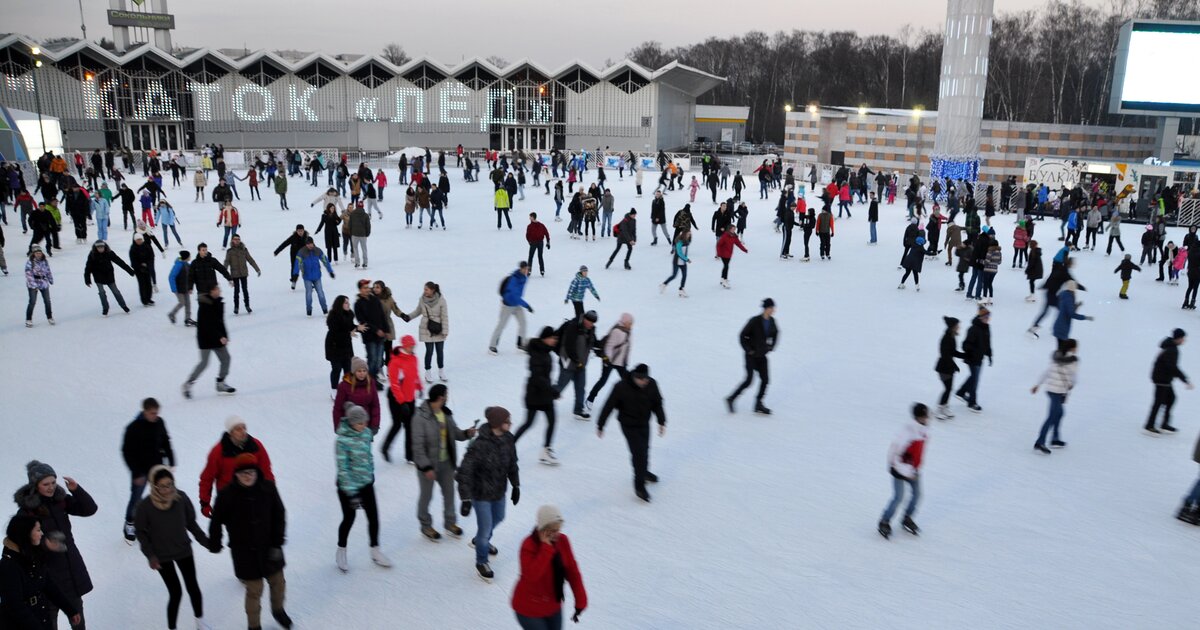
[
  {"left": 332, "top": 356, "right": 381, "bottom": 433},
  {"left": 511, "top": 505, "right": 587, "bottom": 629},
  {"left": 715, "top": 225, "right": 748, "bottom": 289}
]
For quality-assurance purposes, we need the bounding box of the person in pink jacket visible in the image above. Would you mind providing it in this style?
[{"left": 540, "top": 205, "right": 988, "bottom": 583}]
[{"left": 332, "top": 356, "right": 381, "bottom": 433}]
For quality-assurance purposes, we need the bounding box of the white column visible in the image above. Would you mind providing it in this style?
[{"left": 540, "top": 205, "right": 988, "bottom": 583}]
[{"left": 931, "top": 0, "right": 994, "bottom": 181}]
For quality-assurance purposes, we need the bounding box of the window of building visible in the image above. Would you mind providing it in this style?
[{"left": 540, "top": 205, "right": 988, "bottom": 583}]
[
  {"left": 559, "top": 68, "right": 599, "bottom": 93},
  {"left": 399, "top": 63, "right": 442, "bottom": 89},
  {"left": 454, "top": 65, "right": 498, "bottom": 91},
  {"left": 608, "top": 69, "right": 649, "bottom": 94},
  {"left": 239, "top": 58, "right": 286, "bottom": 87},
  {"left": 295, "top": 59, "right": 340, "bottom": 88}
]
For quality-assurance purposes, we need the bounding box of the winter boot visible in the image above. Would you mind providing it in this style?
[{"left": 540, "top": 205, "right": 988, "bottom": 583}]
[
  {"left": 444, "top": 524, "right": 463, "bottom": 538},
  {"left": 635, "top": 486, "right": 651, "bottom": 502},
  {"left": 370, "top": 547, "right": 392, "bottom": 568},
  {"left": 877, "top": 521, "right": 892, "bottom": 539},
  {"left": 271, "top": 609, "right": 293, "bottom": 629},
  {"left": 215, "top": 379, "right": 236, "bottom": 395},
  {"left": 901, "top": 516, "right": 920, "bottom": 536},
  {"left": 540, "top": 447, "right": 560, "bottom": 466},
  {"left": 475, "top": 562, "right": 494, "bottom": 583},
  {"left": 421, "top": 526, "right": 442, "bottom": 541},
  {"left": 336, "top": 547, "right": 349, "bottom": 572}
]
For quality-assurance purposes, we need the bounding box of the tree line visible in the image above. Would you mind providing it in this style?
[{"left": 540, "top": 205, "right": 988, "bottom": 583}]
[{"left": 627, "top": 0, "right": 1200, "bottom": 144}]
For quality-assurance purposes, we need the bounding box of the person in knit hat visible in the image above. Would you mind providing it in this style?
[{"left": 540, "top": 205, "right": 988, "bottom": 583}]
[
  {"left": 456, "top": 406, "right": 520, "bottom": 582},
  {"left": 13, "top": 460, "right": 97, "bottom": 627},
  {"left": 934, "top": 316, "right": 966, "bottom": 421},
  {"left": 511, "top": 505, "right": 588, "bottom": 627},
  {"left": 207, "top": 448, "right": 292, "bottom": 630},
  {"left": 133, "top": 465, "right": 213, "bottom": 630},
  {"left": 334, "top": 403, "right": 391, "bottom": 572},
  {"left": 597, "top": 363, "right": 667, "bottom": 502},
  {"left": 197, "top": 416, "right": 275, "bottom": 519},
  {"left": 587, "top": 312, "right": 634, "bottom": 408}
]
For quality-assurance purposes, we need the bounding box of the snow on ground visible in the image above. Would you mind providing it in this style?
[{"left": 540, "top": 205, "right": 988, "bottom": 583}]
[{"left": 2, "top": 165, "right": 1200, "bottom": 629}]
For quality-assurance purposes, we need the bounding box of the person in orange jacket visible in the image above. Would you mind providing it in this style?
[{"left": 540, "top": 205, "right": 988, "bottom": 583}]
[
  {"left": 511, "top": 505, "right": 588, "bottom": 628},
  {"left": 382, "top": 335, "right": 422, "bottom": 463}
]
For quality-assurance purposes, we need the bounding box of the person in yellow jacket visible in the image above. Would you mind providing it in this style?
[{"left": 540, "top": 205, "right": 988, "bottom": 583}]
[{"left": 495, "top": 187, "right": 512, "bottom": 230}]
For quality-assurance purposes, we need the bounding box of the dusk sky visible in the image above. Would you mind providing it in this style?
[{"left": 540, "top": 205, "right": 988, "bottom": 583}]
[{"left": 12, "top": 0, "right": 1110, "bottom": 67}]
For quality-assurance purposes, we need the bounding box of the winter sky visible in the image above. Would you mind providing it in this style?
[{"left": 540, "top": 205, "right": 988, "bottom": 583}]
[{"left": 13, "top": 0, "right": 1110, "bottom": 67}]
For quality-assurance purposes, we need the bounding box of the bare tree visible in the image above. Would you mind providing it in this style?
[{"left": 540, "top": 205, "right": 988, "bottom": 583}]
[
  {"left": 626, "top": 41, "right": 673, "bottom": 70},
  {"left": 485, "top": 55, "right": 509, "bottom": 69},
  {"left": 381, "top": 43, "right": 410, "bottom": 66}
]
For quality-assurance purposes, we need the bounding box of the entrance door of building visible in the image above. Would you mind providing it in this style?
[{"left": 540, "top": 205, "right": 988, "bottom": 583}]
[
  {"left": 502, "top": 126, "right": 551, "bottom": 153},
  {"left": 1136, "top": 174, "right": 1167, "bottom": 221},
  {"left": 126, "top": 123, "right": 183, "bottom": 153}
]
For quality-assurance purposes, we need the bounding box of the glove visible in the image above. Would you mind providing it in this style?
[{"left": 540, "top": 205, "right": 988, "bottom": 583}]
[
  {"left": 572, "top": 609, "right": 583, "bottom": 623},
  {"left": 547, "top": 244, "right": 551, "bottom": 250},
  {"left": 201, "top": 502, "right": 212, "bottom": 518},
  {"left": 526, "top": 306, "right": 534, "bottom": 313},
  {"left": 290, "top": 275, "right": 298, "bottom": 283},
  {"left": 267, "top": 547, "right": 283, "bottom": 562},
  {"left": 330, "top": 272, "right": 336, "bottom": 279},
  {"left": 460, "top": 500, "right": 472, "bottom": 517},
  {"left": 511, "top": 486, "right": 520, "bottom": 505},
  {"left": 564, "top": 299, "right": 568, "bottom": 304}
]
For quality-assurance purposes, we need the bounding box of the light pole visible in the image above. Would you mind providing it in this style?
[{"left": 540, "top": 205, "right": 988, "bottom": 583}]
[
  {"left": 30, "top": 46, "right": 46, "bottom": 155},
  {"left": 912, "top": 106, "right": 925, "bottom": 176}
]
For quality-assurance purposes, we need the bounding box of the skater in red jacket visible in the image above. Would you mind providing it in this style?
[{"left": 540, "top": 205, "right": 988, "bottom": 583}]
[
  {"left": 878, "top": 403, "right": 929, "bottom": 539},
  {"left": 511, "top": 505, "right": 588, "bottom": 628},
  {"left": 197, "top": 416, "right": 275, "bottom": 518},
  {"left": 383, "top": 335, "right": 423, "bottom": 463},
  {"left": 715, "top": 225, "right": 748, "bottom": 289}
]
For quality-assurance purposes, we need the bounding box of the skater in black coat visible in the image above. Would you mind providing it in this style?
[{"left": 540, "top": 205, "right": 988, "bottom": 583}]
[
  {"left": 83, "top": 239, "right": 135, "bottom": 315},
  {"left": 121, "top": 397, "right": 176, "bottom": 535},
  {"left": 325, "top": 295, "right": 359, "bottom": 391},
  {"left": 1146, "top": 328, "right": 1192, "bottom": 433},
  {"left": 899, "top": 237, "right": 926, "bottom": 289},
  {"left": 515, "top": 327, "right": 561, "bottom": 461},
  {"left": 183, "top": 284, "right": 234, "bottom": 399},
  {"left": 727, "top": 298, "right": 779, "bottom": 415},
  {"left": 272, "top": 224, "right": 309, "bottom": 287},
  {"left": 597, "top": 364, "right": 666, "bottom": 502},
  {"left": 189, "top": 243, "right": 230, "bottom": 295},
  {"left": 1024, "top": 242, "right": 1044, "bottom": 301},
  {"left": 207, "top": 454, "right": 291, "bottom": 630},
  {"left": 934, "top": 317, "right": 966, "bottom": 419},
  {"left": 954, "top": 308, "right": 992, "bottom": 412},
  {"left": 130, "top": 232, "right": 158, "bottom": 306},
  {"left": 13, "top": 461, "right": 96, "bottom": 628},
  {"left": 0, "top": 514, "right": 82, "bottom": 629}
]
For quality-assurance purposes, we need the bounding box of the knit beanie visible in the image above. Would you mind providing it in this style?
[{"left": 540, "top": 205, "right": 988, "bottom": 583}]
[
  {"left": 225, "top": 415, "right": 246, "bottom": 433},
  {"left": 943, "top": 316, "right": 959, "bottom": 328},
  {"left": 351, "top": 356, "right": 369, "bottom": 374},
  {"left": 485, "top": 406, "right": 511, "bottom": 429},
  {"left": 1173, "top": 328, "right": 1187, "bottom": 340},
  {"left": 25, "top": 460, "right": 55, "bottom": 486},
  {"left": 536, "top": 505, "right": 564, "bottom": 531},
  {"left": 232, "top": 453, "right": 258, "bottom": 472},
  {"left": 343, "top": 403, "right": 369, "bottom": 426}
]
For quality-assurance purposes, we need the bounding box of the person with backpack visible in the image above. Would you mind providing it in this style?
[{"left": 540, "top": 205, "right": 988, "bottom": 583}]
[
  {"left": 877, "top": 403, "right": 930, "bottom": 539},
  {"left": 587, "top": 312, "right": 633, "bottom": 409},
  {"left": 457, "top": 406, "right": 520, "bottom": 583},
  {"left": 605, "top": 209, "right": 637, "bottom": 270},
  {"left": 671, "top": 203, "right": 698, "bottom": 246},
  {"left": 489, "top": 262, "right": 533, "bottom": 355}
]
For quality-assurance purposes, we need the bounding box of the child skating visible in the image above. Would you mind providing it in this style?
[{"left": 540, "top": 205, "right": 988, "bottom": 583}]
[
  {"left": 878, "top": 403, "right": 929, "bottom": 539},
  {"left": 1114, "top": 254, "right": 1142, "bottom": 300}
]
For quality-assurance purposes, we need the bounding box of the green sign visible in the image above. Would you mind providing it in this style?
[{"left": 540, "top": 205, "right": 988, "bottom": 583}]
[{"left": 107, "top": 9, "right": 175, "bottom": 29}]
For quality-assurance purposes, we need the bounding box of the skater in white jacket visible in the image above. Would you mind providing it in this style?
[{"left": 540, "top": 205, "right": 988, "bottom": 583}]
[{"left": 879, "top": 403, "right": 929, "bottom": 539}]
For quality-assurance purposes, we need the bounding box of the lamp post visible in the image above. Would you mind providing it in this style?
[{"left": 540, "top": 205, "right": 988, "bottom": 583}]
[
  {"left": 30, "top": 46, "right": 46, "bottom": 155},
  {"left": 912, "top": 106, "right": 925, "bottom": 175}
]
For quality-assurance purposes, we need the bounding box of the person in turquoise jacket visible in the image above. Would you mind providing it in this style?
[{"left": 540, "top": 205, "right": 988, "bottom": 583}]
[
  {"left": 155, "top": 201, "right": 182, "bottom": 247},
  {"left": 564, "top": 265, "right": 600, "bottom": 317},
  {"left": 91, "top": 191, "right": 111, "bottom": 241},
  {"left": 292, "top": 237, "right": 335, "bottom": 316},
  {"left": 335, "top": 403, "right": 390, "bottom": 572}
]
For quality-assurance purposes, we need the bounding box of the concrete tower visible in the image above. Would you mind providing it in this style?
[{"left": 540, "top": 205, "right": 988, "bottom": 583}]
[{"left": 931, "top": 0, "right": 994, "bottom": 183}]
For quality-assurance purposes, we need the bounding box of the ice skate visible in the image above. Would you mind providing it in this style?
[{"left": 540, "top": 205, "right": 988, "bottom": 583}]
[
  {"left": 1050, "top": 440, "right": 1067, "bottom": 448},
  {"left": 1025, "top": 295, "right": 1037, "bottom": 303},
  {"left": 445, "top": 524, "right": 463, "bottom": 538},
  {"left": 540, "top": 447, "right": 560, "bottom": 466},
  {"left": 1026, "top": 325, "right": 1040, "bottom": 338},
  {"left": 24, "top": 321, "right": 32, "bottom": 328},
  {"left": 181, "top": 381, "right": 193, "bottom": 399},
  {"left": 754, "top": 403, "right": 772, "bottom": 415},
  {"left": 215, "top": 380, "right": 236, "bottom": 395},
  {"left": 195, "top": 618, "right": 213, "bottom": 630},
  {"left": 935, "top": 405, "right": 954, "bottom": 420},
  {"left": 1034, "top": 443, "right": 1051, "bottom": 454},
  {"left": 123, "top": 521, "right": 136, "bottom": 543},
  {"left": 425, "top": 373, "right": 434, "bottom": 384},
  {"left": 1162, "top": 424, "right": 1177, "bottom": 434},
  {"left": 574, "top": 411, "right": 591, "bottom": 420},
  {"left": 678, "top": 288, "right": 688, "bottom": 298},
  {"left": 470, "top": 539, "right": 499, "bottom": 556},
  {"left": 901, "top": 516, "right": 920, "bottom": 536},
  {"left": 1176, "top": 506, "right": 1200, "bottom": 525},
  {"left": 488, "top": 346, "right": 498, "bottom": 355},
  {"left": 421, "top": 526, "right": 442, "bottom": 541},
  {"left": 968, "top": 403, "right": 982, "bottom": 413},
  {"left": 370, "top": 547, "right": 392, "bottom": 568},
  {"left": 336, "top": 546, "right": 349, "bottom": 572},
  {"left": 897, "top": 283, "right": 906, "bottom": 290},
  {"left": 271, "top": 609, "right": 293, "bottom": 629},
  {"left": 439, "top": 369, "right": 448, "bottom": 382},
  {"left": 725, "top": 396, "right": 735, "bottom": 413},
  {"left": 475, "top": 562, "right": 494, "bottom": 583},
  {"left": 878, "top": 521, "right": 892, "bottom": 539},
  {"left": 720, "top": 279, "right": 730, "bottom": 289}
]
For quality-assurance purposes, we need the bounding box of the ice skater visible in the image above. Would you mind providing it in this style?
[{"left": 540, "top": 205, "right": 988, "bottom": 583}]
[
  {"left": 1146, "top": 328, "right": 1192, "bottom": 434},
  {"left": 726, "top": 298, "right": 778, "bottom": 415},
  {"left": 878, "top": 403, "right": 929, "bottom": 539},
  {"left": 1031, "top": 339, "right": 1079, "bottom": 454}
]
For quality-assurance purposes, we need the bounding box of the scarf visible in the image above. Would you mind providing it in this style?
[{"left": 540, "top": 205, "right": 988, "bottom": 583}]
[{"left": 148, "top": 465, "right": 177, "bottom": 511}]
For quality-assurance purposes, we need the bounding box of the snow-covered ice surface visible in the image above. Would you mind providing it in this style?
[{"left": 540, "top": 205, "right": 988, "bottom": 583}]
[{"left": 3, "top": 167, "right": 1200, "bottom": 629}]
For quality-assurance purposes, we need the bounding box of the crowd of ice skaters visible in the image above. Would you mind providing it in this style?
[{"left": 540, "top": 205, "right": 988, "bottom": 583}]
[{"left": 2, "top": 145, "right": 1200, "bottom": 628}]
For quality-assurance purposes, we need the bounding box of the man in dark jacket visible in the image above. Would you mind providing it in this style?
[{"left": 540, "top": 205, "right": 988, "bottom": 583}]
[
  {"left": 189, "top": 242, "right": 231, "bottom": 295},
  {"left": 457, "top": 406, "right": 520, "bottom": 582},
  {"left": 605, "top": 209, "right": 636, "bottom": 270},
  {"left": 354, "top": 279, "right": 388, "bottom": 382},
  {"left": 129, "top": 232, "right": 158, "bottom": 306},
  {"left": 207, "top": 454, "right": 292, "bottom": 630},
  {"left": 727, "top": 298, "right": 779, "bottom": 415},
  {"left": 117, "top": 183, "right": 137, "bottom": 230},
  {"left": 555, "top": 310, "right": 599, "bottom": 420},
  {"left": 272, "top": 224, "right": 309, "bottom": 287},
  {"left": 954, "top": 307, "right": 992, "bottom": 413},
  {"left": 779, "top": 199, "right": 796, "bottom": 258},
  {"left": 649, "top": 191, "right": 669, "bottom": 246},
  {"left": 83, "top": 239, "right": 135, "bottom": 315},
  {"left": 597, "top": 364, "right": 666, "bottom": 502},
  {"left": 183, "top": 284, "right": 235, "bottom": 399},
  {"left": 1147, "top": 328, "right": 1193, "bottom": 434},
  {"left": 121, "top": 397, "right": 175, "bottom": 540}
]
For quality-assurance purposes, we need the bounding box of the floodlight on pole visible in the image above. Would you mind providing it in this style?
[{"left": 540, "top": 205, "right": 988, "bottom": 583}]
[
  {"left": 807, "top": 104, "right": 818, "bottom": 115},
  {"left": 30, "top": 46, "right": 46, "bottom": 153}
]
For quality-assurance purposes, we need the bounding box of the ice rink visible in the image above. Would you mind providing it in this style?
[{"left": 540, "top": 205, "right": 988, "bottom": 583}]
[{"left": 2, "top": 163, "right": 1199, "bottom": 629}]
